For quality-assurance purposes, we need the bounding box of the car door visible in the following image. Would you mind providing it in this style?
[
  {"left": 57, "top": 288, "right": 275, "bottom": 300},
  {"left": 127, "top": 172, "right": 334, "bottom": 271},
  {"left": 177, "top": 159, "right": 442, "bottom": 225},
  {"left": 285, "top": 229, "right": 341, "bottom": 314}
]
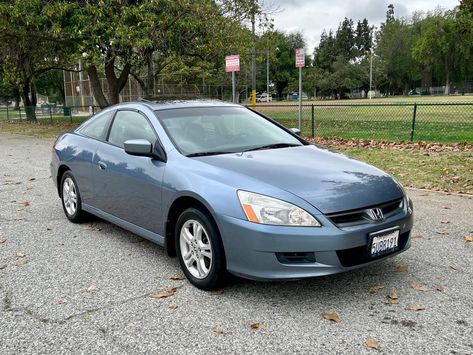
[{"left": 92, "top": 109, "right": 166, "bottom": 234}]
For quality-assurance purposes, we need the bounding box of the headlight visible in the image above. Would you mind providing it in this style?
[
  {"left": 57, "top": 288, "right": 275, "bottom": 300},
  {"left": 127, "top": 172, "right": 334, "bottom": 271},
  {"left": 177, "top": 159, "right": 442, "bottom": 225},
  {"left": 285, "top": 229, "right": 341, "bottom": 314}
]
[{"left": 237, "top": 190, "right": 321, "bottom": 227}]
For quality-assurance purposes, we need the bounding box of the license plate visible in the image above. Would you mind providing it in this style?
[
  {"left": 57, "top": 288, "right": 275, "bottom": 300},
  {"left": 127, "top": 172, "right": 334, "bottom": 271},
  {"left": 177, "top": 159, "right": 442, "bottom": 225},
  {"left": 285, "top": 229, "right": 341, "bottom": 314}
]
[{"left": 369, "top": 228, "right": 400, "bottom": 257}]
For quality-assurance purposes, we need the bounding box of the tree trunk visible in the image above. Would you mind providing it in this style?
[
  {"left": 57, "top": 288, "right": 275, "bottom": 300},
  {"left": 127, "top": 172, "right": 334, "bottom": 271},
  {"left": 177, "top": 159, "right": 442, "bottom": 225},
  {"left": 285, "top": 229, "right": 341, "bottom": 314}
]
[
  {"left": 13, "top": 89, "right": 20, "bottom": 109},
  {"left": 87, "top": 65, "right": 109, "bottom": 108},
  {"left": 20, "top": 81, "right": 37, "bottom": 121},
  {"left": 86, "top": 60, "right": 132, "bottom": 108},
  {"left": 421, "top": 66, "right": 432, "bottom": 89},
  {"left": 444, "top": 69, "right": 450, "bottom": 95},
  {"left": 105, "top": 58, "right": 131, "bottom": 105},
  {"left": 145, "top": 49, "right": 155, "bottom": 97}
]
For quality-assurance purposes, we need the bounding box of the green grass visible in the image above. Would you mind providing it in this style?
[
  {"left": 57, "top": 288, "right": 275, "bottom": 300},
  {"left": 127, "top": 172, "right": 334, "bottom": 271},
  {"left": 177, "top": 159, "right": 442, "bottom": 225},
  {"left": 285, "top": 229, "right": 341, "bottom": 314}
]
[
  {"left": 0, "top": 120, "right": 80, "bottom": 138},
  {"left": 335, "top": 147, "right": 473, "bottom": 195},
  {"left": 254, "top": 104, "right": 473, "bottom": 143}
]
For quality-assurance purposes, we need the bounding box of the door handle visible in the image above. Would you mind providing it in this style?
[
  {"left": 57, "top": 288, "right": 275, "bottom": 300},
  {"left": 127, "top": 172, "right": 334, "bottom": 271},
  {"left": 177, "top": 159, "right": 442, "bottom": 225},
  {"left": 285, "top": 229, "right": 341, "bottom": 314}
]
[{"left": 98, "top": 161, "right": 107, "bottom": 170}]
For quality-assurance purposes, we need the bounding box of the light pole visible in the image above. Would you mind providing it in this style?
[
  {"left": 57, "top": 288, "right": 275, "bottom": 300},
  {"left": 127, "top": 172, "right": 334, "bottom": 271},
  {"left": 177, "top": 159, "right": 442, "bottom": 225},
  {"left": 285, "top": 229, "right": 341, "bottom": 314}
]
[
  {"left": 266, "top": 48, "right": 269, "bottom": 98},
  {"left": 369, "top": 48, "right": 373, "bottom": 99},
  {"left": 369, "top": 26, "right": 376, "bottom": 100}
]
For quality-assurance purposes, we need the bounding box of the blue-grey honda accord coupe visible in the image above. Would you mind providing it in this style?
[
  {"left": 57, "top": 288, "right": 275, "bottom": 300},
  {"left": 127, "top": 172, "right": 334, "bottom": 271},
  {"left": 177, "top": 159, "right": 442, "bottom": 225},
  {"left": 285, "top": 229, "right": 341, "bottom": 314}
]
[{"left": 51, "top": 100, "right": 413, "bottom": 290}]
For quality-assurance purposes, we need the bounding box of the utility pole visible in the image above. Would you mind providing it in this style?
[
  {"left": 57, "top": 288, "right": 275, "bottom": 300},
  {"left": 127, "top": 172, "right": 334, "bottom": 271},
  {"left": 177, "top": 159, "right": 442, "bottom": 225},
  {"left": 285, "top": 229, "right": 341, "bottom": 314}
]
[
  {"left": 251, "top": 2, "right": 256, "bottom": 107},
  {"left": 266, "top": 49, "right": 269, "bottom": 99},
  {"left": 369, "top": 49, "right": 373, "bottom": 99}
]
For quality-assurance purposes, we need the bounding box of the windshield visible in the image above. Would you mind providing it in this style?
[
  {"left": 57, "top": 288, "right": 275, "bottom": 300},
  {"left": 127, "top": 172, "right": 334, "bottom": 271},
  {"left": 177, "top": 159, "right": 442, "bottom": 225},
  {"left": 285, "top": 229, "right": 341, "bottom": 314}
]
[{"left": 155, "top": 107, "right": 302, "bottom": 156}]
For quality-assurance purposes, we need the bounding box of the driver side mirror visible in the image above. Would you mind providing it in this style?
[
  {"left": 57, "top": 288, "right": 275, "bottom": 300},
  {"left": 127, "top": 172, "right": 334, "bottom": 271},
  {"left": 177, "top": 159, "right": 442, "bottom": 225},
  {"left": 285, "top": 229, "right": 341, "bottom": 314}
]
[
  {"left": 124, "top": 139, "right": 166, "bottom": 161},
  {"left": 289, "top": 127, "right": 301, "bottom": 136}
]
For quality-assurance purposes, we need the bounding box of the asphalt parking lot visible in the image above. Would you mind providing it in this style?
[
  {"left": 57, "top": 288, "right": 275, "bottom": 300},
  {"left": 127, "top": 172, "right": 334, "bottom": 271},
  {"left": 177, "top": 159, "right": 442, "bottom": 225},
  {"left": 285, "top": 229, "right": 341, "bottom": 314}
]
[{"left": 1, "top": 133, "right": 472, "bottom": 354}]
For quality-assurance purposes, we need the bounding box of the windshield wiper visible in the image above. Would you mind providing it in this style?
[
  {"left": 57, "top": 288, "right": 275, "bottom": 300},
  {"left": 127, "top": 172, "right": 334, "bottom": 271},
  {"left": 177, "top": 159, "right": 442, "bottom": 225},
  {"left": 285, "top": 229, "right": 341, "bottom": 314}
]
[
  {"left": 243, "top": 143, "right": 301, "bottom": 152},
  {"left": 186, "top": 151, "right": 234, "bottom": 157}
]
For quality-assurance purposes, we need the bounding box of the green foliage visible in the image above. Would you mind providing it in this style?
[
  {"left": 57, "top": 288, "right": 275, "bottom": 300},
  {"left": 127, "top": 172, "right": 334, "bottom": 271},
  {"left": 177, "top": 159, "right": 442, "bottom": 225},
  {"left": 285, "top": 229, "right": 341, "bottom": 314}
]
[{"left": 0, "top": 0, "right": 74, "bottom": 118}]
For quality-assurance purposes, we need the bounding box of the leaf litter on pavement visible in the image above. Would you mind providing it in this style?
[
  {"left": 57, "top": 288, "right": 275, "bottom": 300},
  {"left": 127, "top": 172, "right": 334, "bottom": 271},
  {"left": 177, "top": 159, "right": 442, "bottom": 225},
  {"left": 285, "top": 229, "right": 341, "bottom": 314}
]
[
  {"left": 321, "top": 313, "right": 342, "bottom": 323},
  {"left": 149, "top": 287, "right": 177, "bottom": 299}
]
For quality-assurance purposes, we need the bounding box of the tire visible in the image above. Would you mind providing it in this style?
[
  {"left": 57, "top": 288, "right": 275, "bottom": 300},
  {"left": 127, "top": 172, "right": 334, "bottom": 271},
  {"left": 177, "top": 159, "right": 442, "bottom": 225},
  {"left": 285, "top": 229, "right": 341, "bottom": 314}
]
[
  {"left": 175, "top": 207, "right": 227, "bottom": 290},
  {"left": 60, "top": 171, "right": 86, "bottom": 223}
]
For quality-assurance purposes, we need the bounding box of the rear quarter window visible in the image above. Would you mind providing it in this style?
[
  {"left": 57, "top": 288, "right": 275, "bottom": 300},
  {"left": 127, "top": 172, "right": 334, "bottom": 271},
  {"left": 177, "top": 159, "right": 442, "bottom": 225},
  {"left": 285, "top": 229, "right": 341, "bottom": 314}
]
[{"left": 79, "top": 111, "right": 114, "bottom": 140}]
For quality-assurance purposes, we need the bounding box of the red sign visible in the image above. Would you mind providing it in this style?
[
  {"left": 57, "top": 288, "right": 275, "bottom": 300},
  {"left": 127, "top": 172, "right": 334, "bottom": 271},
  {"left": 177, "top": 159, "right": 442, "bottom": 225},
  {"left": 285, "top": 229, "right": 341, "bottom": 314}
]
[
  {"left": 225, "top": 55, "right": 240, "bottom": 72},
  {"left": 295, "top": 48, "right": 305, "bottom": 68}
]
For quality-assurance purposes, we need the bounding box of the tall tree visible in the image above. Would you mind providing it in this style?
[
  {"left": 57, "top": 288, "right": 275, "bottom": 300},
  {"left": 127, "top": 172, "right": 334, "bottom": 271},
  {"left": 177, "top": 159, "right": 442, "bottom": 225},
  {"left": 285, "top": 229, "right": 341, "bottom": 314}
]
[
  {"left": 0, "top": 0, "right": 73, "bottom": 119},
  {"left": 412, "top": 10, "right": 472, "bottom": 94},
  {"left": 376, "top": 17, "right": 420, "bottom": 95}
]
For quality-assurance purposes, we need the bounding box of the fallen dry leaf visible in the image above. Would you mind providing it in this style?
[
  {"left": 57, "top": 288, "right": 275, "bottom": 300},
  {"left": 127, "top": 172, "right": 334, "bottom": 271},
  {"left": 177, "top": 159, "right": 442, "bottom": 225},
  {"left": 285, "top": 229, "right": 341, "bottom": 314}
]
[
  {"left": 369, "top": 285, "right": 385, "bottom": 293},
  {"left": 435, "top": 230, "right": 448, "bottom": 235},
  {"left": 440, "top": 220, "right": 450, "bottom": 224},
  {"left": 16, "top": 258, "right": 28, "bottom": 266},
  {"left": 464, "top": 236, "right": 473, "bottom": 242},
  {"left": 321, "top": 313, "right": 341, "bottom": 323},
  {"left": 169, "top": 275, "right": 185, "bottom": 281},
  {"left": 212, "top": 327, "right": 224, "bottom": 334},
  {"left": 18, "top": 201, "right": 30, "bottom": 208},
  {"left": 411, "top": 283, "right": 430, "bottom": 292},
  {"left": 168, "top": 303, "right": 178, "bottom": 309},
  {"left": 396, "top": 265, "right": 408, "bottom": 272},
  {"left": 408, "top": 304, "right": 426, "bottom": 312},
  {"left": 28, "top": 178, "right": 36, "bottom": 181},
  {"left": 250, "top": 322, "right": 261, "bottom": 329},
  {"left": 16, "top": 251, "right": 26, "bottom": 258},
  {"left": 87, "top": 284, "right": 97, "bottom": 293},
  {"left": 387, "top": 291, "right": 399, "bottom": 304},
  {"left": 366, "top": 338, "right": 380, "bottom": 350},
  {"left": 149, "top": 287, "right": 177, "bottom": 299},
  {"left": 210, "top": 290, "right": 224, "bottom": 295},
  {"left": 0, "top": 239, "right": 6, "bottom": 244},
  {"left": 84, "top": 224, "right": 102, "bottom": 231}
]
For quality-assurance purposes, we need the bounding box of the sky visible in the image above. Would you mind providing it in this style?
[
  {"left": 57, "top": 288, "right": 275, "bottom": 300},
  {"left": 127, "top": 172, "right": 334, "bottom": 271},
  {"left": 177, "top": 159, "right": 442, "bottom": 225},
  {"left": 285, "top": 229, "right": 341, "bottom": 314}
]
[{"left": 271, "top": 0, "right": 460, "bottom": 53}]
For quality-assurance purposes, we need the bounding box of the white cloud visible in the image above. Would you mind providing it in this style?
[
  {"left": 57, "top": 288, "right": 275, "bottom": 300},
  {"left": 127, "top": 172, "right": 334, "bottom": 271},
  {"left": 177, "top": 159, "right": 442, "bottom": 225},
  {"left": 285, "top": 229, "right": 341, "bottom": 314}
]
[{"left": 271, "top": 0, "right": 460, "bottom": 52}]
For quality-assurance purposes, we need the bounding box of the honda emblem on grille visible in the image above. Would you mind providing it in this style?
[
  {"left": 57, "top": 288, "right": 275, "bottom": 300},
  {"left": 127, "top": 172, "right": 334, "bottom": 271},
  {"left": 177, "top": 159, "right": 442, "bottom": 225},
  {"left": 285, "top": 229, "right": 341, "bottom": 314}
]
[{"left": 366, "top": 208, "right": 384, "bottom": 221}]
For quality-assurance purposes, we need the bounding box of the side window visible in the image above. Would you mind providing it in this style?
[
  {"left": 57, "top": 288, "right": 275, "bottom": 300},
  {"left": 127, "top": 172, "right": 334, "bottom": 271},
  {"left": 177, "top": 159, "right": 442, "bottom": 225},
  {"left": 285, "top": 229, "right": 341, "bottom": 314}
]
[
  {"left": 108, "top": 111, "right": 156, "bottom": 148},
  {"left": 80, "top": 111, "right": 113, "bottom": 140}
]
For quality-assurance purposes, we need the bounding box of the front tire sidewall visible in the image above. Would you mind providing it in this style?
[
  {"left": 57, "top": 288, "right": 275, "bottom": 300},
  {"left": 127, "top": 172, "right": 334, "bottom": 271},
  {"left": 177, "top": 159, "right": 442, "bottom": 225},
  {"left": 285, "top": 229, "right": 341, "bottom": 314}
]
[
  {"left": 60, "top": 172, "right": 84, "bottom": 223},
  {"left": 175, "top": 208, "right": 226, "bottom": 290}
]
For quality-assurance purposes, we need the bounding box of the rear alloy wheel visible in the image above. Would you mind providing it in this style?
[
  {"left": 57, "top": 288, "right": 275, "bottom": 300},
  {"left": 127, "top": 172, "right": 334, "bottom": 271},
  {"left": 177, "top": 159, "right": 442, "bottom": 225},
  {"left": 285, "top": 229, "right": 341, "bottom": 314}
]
[
  {"left": 61, "top": 171, "right": 85, "bottom": 223},
  {"left": 176, "top": 208, "right": 226, "bottom": 290}
]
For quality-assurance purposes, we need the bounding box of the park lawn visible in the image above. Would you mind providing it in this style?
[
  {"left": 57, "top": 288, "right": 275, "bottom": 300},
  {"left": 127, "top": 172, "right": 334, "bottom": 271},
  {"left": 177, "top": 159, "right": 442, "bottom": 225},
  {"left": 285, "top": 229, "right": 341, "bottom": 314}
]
[
  {"left": 334, "top": 146, "right": 473, "bottom": 195},
  {"left": 0, "top": 120, "right": 80, "bottom": 138},
  {"left": 246, "top": 94, "right": 473, "bottom": 105},
  {"left": 253, "top": 104, "right": 473, "bottom": 143},
  {"left": 0, "top": 120, "right": 472, "bottom": 195}
]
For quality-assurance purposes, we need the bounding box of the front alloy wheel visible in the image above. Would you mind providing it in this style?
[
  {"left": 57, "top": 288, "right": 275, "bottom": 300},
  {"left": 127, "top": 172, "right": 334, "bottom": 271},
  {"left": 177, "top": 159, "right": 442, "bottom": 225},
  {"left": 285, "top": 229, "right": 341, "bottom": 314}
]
[
  {"left": 179, "top": 220, "right": 213, "bottom": 279},
  {"left": 176, "top": 208, "right": 227, "bottom": 290}
]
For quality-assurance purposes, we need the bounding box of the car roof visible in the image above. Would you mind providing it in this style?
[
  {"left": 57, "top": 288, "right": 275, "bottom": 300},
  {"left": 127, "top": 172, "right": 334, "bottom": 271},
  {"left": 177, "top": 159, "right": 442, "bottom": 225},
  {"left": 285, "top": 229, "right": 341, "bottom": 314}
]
[{"left": 110, "top": 100, "right": 242, "bottom": 112}]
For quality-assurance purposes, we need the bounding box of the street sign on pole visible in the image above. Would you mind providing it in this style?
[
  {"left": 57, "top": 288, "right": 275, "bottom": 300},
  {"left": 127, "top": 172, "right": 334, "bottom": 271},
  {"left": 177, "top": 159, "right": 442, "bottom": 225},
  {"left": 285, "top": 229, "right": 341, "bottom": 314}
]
[
  {"left": 295, "top": 48, "right": 305, "bottom": 68},
  {"left": 225, "top": 55, "right": 240, "bottom": 103},
  {"left": 295, "top": 48, "right": 305, "bottom": 130}
]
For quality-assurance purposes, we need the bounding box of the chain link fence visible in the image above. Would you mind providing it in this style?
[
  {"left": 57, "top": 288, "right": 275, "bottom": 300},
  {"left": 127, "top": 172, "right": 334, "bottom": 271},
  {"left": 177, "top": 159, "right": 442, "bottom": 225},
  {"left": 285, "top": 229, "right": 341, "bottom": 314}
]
[
  {"left": 250, "top": 103, "right": 473, "bottom": 143},
  {"left": 1, "top": 102, "right": 472, "bottom": 144}
]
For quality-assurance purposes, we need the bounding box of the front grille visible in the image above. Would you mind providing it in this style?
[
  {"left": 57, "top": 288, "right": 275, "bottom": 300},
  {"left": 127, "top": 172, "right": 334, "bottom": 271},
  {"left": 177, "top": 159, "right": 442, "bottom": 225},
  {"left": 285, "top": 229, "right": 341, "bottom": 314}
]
[
  {"left": 327, "top": 198, "right": 404, "bottom": 228},
  {"left": 336, "top": 231, "right": 410, "bottom": 267},
  {"left": 276, "top": 252, "right": 316, "bottom": 264}
]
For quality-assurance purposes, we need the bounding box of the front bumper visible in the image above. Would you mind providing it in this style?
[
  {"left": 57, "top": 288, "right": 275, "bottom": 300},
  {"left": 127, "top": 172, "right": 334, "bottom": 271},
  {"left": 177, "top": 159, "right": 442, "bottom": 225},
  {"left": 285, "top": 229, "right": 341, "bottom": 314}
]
[{"left": 217, "top": 210, "right": 413, "bottom": 280}]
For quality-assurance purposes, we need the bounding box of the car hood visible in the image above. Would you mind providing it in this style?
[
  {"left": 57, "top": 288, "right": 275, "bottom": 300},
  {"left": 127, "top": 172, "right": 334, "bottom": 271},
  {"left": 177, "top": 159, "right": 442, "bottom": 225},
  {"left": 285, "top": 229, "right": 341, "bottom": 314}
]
[{"left": 194, "top": 145, "right": 404, "bottom": 214}]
